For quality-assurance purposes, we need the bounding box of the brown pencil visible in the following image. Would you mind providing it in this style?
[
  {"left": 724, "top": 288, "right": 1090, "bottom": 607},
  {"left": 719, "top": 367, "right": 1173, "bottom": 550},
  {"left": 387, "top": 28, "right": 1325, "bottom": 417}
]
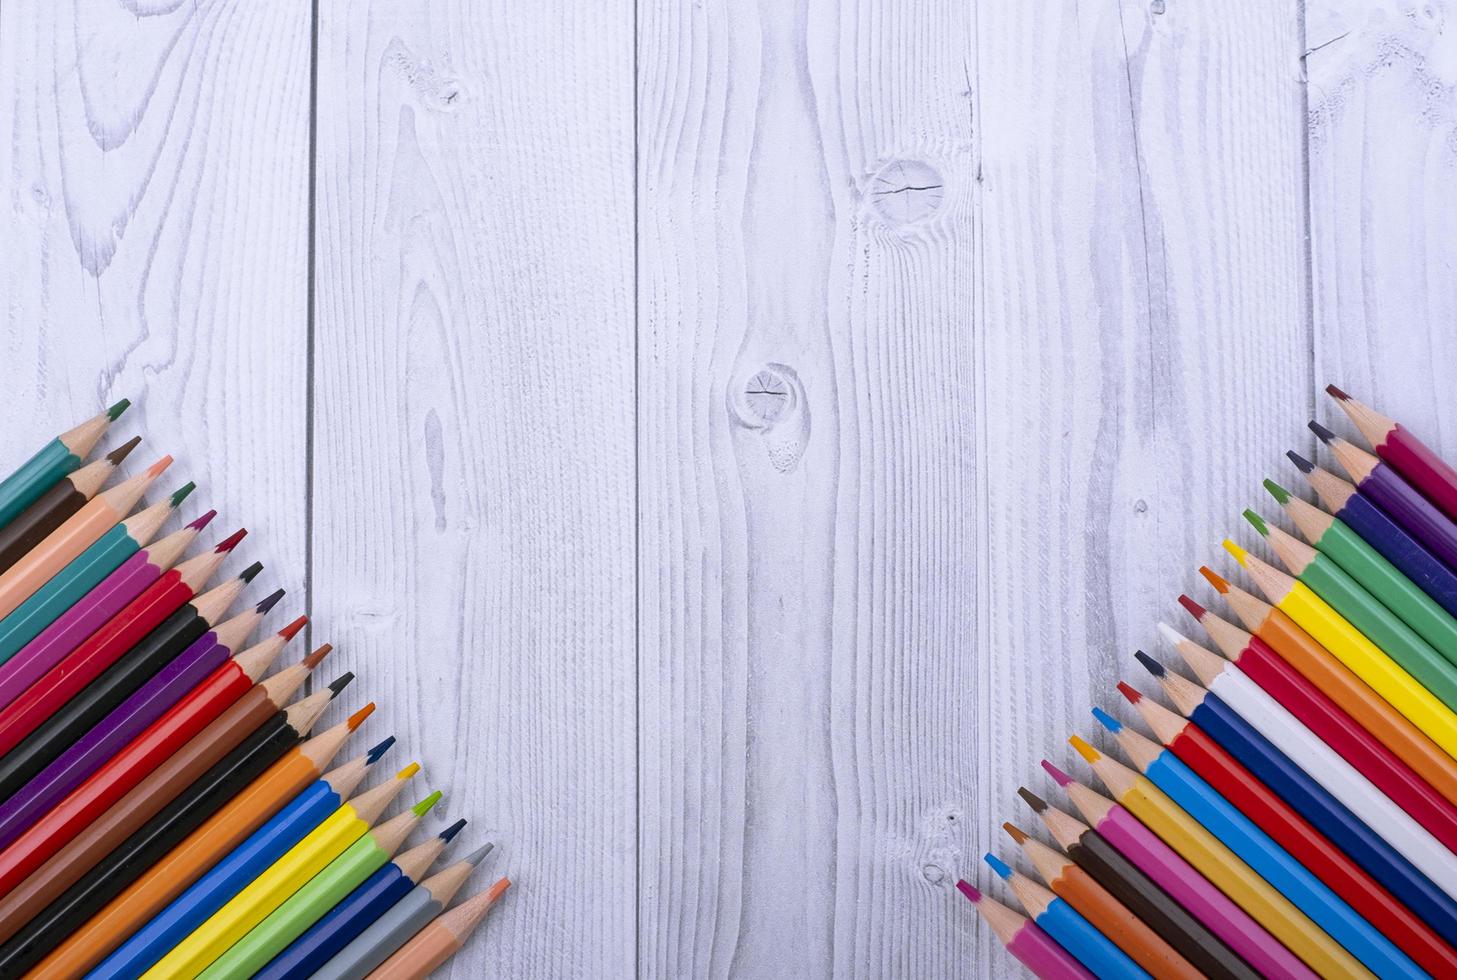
[
  {"left": 364, "top": 877, "right": 511, "bottom": 979},
  {"left": 0, "top": 436, "right": 139, "bottom": 574}
]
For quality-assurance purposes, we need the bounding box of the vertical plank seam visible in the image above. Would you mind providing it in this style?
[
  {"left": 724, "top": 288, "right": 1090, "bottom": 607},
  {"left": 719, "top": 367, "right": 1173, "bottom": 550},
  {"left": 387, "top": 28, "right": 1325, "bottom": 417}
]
[
  {"left": 304, "top": 0, "right": 320, "bottom": 671},
  {"left": 1298, "top": 0, "right": 1318, "bottom": 439},
  {"left": 632, "top": 0, "right": 642, "bottom": 974}
]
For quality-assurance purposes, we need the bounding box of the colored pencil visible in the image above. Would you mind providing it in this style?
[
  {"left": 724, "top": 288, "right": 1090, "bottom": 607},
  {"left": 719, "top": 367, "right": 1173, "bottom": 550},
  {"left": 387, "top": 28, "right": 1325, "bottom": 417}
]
[
  {"left": 0, "top": 529, "right": 245, "bottom": 756},
  {"left": 0, "top": 399, "right": 128, "bottom": 529},
  {"left": 1250, "top": 507, "right": 1457, "bottom": 712},
  {"left": 0, "top": 602, "right": 294, "bottom": 853},
  {"left": 1328, "top": 385, "right": 1457, "bottom": 522},
  {"left": 1092, "top": 702, "right": 1410, "bottom": 978},
  {"left": 1183, "top": 592, "right": 1457, "bottom": 859},
  {"left": 0, "top": 453, "right": 171, "bottom": 620},
  {"left": 1200, "top": 564, "right": 1457, "bottom": 810},
  {"left": 1140, "top": 650, "right": 1457, "bottom": 946},
  {"left": 1291, "top": 450, "right": 1457, "bottom": 618},
  {"left": 956, "top": 880, "right": 1092, "bottom": 980},
  {"left": 0, "top": 512, "right": 217, "bottom": 711},
  {"left": 1044, "top": 762, "right": 1313, "bottom": 980},
  {"left": 0, "top": 669, "right": 347, "bottom": 974},
  {"left": 147, "top": 762, "right": 423, "bottom": 980},
  {"left": 1228, "top": 540, "right": 1457, "bottom": 761},
  {"left": 363, "top": 877, "right": 511, "bottom": 980},
  {"left": 984, "top": 853, "right": 1148, "bottom": 979},
  {"left": 1314, "top": 419, "right": 1457, "bottom": 571},
  {"left": 1121, "top": 674, "right": 1457, "bottom": 976},
  {"left": 1004, "top": 822, "right": 1201, "bottom": 979},
  {"left": 204, "top": 793, "right": 445, "bottom": 980},
  {"left": 1068, "top": 734, "right": 1367, "bottom": 978},
  {"left": 1268, "top": 477, "right": 1457, "bottom": 670},
  {"left": 0, "top": 483, "right": 196, "bottom": 669},
  {"left": 0, "top": 436, "right": 139, "bottom": 574},
  {"left": 80, "top": 732, "right": 394, "bottom": 980},
  {"left": 0, "top": 562, "right": 260, "bottom": 802},
  {"left": 311, "top": 842, "right": 494, "bottom": 980},
  {"left": 254, "top": 820, "right": 467, "bottom": 980}
]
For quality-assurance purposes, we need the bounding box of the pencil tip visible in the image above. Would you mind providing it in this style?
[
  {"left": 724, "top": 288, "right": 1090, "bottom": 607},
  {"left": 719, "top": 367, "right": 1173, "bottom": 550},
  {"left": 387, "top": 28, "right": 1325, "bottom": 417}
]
[
  {"left": 169, "top": 482, "right": 197, "bottom": 507},
  {"left": 1158, "top": 622, "right": 1188, "bottom": 649},
  {"left": 1326, "top": 383, "right": 1349, "bottom": 401},
  {"left": 440, "top": 818, "right": 468, "bottom": 843},
  {"left": 1287, "top": 450, "right": 1314, "bottom": 474},
  {"left": 1091, "top": 706, "right": 1121, "bottom": 732},
  {"left": 348, "top": 702, "right": 376, "bottom": 731},
  {"left": 187, "top": 508, "right": 218, "bottom": 531},
  {"left": 1068, "top": 735, "right": 1100, "bottom": 762},
  {"left": 397, "top": 761, "right": 421, "bottom": 780},
  {"left": 1198, "top": 565, "right": 1230, "bottom": 594},
  {"left": 1263, "top": 478, "right": 1291, "bottom": 504},
  {"left": 1309, "top": 419, "right": 1336, "bottom": 444},
  {"left": 105, "top": 436, "right": 142, "bottom": 465},
  {"left": 145, "top": 455, "right": 173, "bottom": 477},
  {"left": 412, "top": 790, "right": 443, "bottom": 816},
  {"left": 465, "top": 842, "right": 495, "bottom": 865},
  {"left": 215, "top": 528, "right": 248, "bottom": 552},
  {"left": 365, "top": 735, "right": 396, "bottom": 763},
  {"left": 1040, "top": 760, "right": 1073, "bottom": 786},
  {"left": 956, "top": 880, "right": 981, "bottom": 903},
  {"left": 238, "top": 561, "right": 264, "bottom": 583},
  {"left": 106, "top": 398, "right": 131, "bottom": 421},
  {"left": 1116, "top": 681, "right": 1142, "bottom": 704},
  {"left": 303, "top": 643, "right": 332, "bottom": 669},
  {"left": 1222, "top": 539, "right": 1248, "bottom": 566},
  {"left": 1017, "top": 786, "right": 1048, "bottom": 812},
  {"left": 1135, "top": 650, "right": 1166, "bottom": 677},
  {"left": 256, "top": 588, "right": 286, "bottom": 614},
  {"left": 983, "top": 853, "right": 1012, "bottom": 880},
  {"left": 326, "top": 671, "right": 353, "bottom": 696},
  {"left": 279, "top": 615, "right": 308, "bottom": 640},
  {"left": 1177, "top": 594, "right": 1206, "bottom": 621},
  {"left": 1243, "top": 509, "right": 1269, "bottom": 536},
  {"left": 1002, "top": 822, "right": 1030, "bottom": 844}
]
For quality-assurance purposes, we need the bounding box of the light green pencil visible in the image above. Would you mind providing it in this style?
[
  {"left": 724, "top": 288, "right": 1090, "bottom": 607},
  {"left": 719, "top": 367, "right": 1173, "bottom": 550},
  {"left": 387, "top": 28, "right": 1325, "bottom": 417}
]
[{"left": 0, "top": 400, "right": 129, "bottom": 529}]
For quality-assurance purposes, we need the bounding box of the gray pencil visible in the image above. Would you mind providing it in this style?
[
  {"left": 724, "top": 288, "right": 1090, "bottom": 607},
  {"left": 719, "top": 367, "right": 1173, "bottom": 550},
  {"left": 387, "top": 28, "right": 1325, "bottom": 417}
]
[{"left": 309, "top": 842, "right": 494, "bottom": 980}]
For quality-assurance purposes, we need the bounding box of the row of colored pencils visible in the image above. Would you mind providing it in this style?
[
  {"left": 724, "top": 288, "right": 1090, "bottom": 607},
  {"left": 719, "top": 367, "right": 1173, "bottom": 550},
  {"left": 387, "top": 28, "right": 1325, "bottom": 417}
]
[
  {"left": 962, "top": 386, "right": 1457, "bottom": 979},
  {"left": 0, "top": 402, "right": 508, "bottom": 979}
]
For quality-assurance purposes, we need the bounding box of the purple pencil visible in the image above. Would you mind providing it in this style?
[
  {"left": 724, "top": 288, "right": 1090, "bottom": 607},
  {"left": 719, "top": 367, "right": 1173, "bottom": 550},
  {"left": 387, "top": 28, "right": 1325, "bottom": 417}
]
[
  {"left": 0, "top": 511, "right": 213, "bottom": 712},
  {"left": 0, "top": 592, "right": 283, "bottom": 849},
  {"left": 958, "top": 880, "right": 1093, "bottom": 979},
  {"left": 1313, "top": 420, "right": 1457, "bottom": 572}
]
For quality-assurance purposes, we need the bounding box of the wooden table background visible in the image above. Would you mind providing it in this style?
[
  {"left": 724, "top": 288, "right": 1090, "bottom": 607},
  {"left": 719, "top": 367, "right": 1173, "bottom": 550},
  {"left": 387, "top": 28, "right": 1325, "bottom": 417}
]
[{"left": 2, "top": 0, "right": 1454, "bottom": 976}]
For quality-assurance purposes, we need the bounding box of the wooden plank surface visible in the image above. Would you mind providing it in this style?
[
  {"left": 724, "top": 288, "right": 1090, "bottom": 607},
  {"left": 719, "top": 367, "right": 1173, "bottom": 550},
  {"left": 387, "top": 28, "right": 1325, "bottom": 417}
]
[{"left": 311, "top": 1, "right": 636, "bottom": 976}]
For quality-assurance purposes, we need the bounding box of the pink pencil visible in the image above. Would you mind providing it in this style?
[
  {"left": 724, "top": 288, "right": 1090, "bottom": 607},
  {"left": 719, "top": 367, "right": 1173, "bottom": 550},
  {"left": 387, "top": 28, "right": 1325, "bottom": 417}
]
[
  {"left": 957, "top": 880, "right": 1092, "bottom": 979},
  {"left": 1041, "top": 760, "right": 1317, "bottom": 980},
  {"left": 0, "top": 511, "right": 213, "bottom": 711}
]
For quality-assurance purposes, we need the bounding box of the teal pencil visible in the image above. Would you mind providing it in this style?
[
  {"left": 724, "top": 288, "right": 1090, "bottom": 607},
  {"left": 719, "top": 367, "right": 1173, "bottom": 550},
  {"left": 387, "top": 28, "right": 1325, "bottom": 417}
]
[{"left": 0, "top": 400, "right": 129, "bottom": 530}]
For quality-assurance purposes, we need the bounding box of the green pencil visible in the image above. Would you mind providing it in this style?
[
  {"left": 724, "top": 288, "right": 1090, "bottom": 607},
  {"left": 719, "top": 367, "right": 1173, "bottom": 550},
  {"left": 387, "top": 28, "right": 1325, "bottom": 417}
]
[
  {"left": 196, "top": 792, "right": 443, "bottom": 980},
  {"left": 0, "top": 400, "right": 129, "bottom": 530},
  {"left": 1245, "top": 507, "right": 1457, "bottom": 712},
  {"left": 1266, "top": 478, "right": 1457, "bottom": 672}
]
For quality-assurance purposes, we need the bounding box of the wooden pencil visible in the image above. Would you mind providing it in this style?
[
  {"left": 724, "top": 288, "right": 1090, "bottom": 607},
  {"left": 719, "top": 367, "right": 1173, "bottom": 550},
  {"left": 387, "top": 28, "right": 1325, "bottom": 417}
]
[
  {"left": 0, "top": 400, "right": 129, "bottom": 529},
  {"left": 956, "top": 881, "right": 1092, "bottom": 980},
  {"left": 0, "top": 512, "right": 217, "bottom": 710},
  {"left": 1327, "top": 385, "right": 1457, "bottom": 522},
  {"left": 1005, "top": 822, "right": 1201, "bottom": 979},
  {"left": 147, "top": 761, "right": 422, "bottom": 980},
  {"left": 1290, "top": 450, "right": 1457, "bottom": 619},
  {"left": 1140, "top": 650, "right": 1457, "bottom": 946},
  {"left": 1068, "top": 734, "right": 1365, "bottom": 978},
  {"left": 0, "top": 603, "right": 295, "bottom": 851},
  {"left": 363, "top": 877, "right": 513, "bottom": 980},
  {"left": 1227, "top": 540, "right": 1457, "bottom": 761},
  {"left": 1043, "top": 763, "right": 1313, "bottom": 980},
  {"left": 77, "top": 728, "right": 391, "bottom": 980},
  {"left": 0, "top": 483, "right": 195, "bottom": 669},
  {"left": 1121, "top": 675, "right": 1457, "bottom": 976},
  {"left": 0, "top": 529, "right": 244, "bottom": 754},
  {"left": 1268, "top": 477, "right": 1457, "bottom": 670},
  {"left": 253, "top": 820, "right": 467, "bottom": 980},
  {"left": 0, "top": 454, "right": 171, "bottom": 619},
  {"left": 0, "top": 436, "right": 139, "bottom": 574},
  {"left": 0, "top": 563, "right": 260, "bottom": 804},
  {"left": 1183, "top": 592, "right": 1457, "bottom": 861},
  {"left": 203, "top": 793, "right": 445, "bottom": 980},
  {"left": 311, "top": 842, "right": 494, "bottom": 980},
  {"left": 1200, "top": 564, "right": 1457, "bottom": 810},
  {"left": 0, "top": 665, "right": 346, "bottom": 975}
]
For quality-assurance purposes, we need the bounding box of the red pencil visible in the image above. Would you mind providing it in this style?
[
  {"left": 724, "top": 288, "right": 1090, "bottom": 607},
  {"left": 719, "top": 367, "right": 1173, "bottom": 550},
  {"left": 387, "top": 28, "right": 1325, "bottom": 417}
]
[
  {"left": 1328, "top": 385, "right": 1457, "bottom": 524},
  {"left": 0, "top": 530, "right": 243, "bottom": 758}
]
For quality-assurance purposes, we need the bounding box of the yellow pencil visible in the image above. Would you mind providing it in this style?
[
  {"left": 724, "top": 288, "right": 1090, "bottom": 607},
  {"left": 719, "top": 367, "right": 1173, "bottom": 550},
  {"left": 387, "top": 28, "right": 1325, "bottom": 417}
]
[
  {"left": 143, "top": 763, "right": 420, "bottom": 980},
  {"left": 1226, "top": 540, "right": 1457, "bottom": 762},
  {"left": 1069, "top": 735, "right": 1367, "bottom": 979}
]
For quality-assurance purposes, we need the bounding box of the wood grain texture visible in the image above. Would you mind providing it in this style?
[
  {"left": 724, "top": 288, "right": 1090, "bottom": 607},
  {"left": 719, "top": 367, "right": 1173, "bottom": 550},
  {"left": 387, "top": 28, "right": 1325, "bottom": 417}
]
[
  {"left": 311, "top": 1, "right": 636, "bottom": 977},
  {"left": 0, "top": 2, "right": 310, "bottom": 621}
]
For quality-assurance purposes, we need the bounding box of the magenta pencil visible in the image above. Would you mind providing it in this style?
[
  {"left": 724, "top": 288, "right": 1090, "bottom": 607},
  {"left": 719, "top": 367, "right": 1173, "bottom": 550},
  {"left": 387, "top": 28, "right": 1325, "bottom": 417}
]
[
  {"left": 0, "top": 512, "right": 212, "bottom": 711},
  {"left": 956, "top": 880, "right": 1092, "bottom": 979}
]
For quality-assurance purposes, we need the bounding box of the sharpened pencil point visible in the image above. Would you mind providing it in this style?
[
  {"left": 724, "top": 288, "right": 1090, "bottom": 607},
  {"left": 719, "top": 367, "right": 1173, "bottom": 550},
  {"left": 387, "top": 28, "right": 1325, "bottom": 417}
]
[
  {"left": 1002, "top": 823, "right": 1030, "bottom": 844},
  {"left": 1177, "top": 594, "right": 1206, "bottom": 621},
  {"left": 348, "top": 702, "right": 376, "bottom": 731},
  {"left": 279, "top": 615, "right": 308, "bottom": 640},
  {"left": 1135, "top": 650, "right": 1166, "bottom": 677},
  {"left": 326, "top": 671, "right": 354, "bottom": 696},
  {"left": 238, "top": 561, "right": 264, "bottom": 583},
  {"left": 1068, "top": 735, "right": 1100, "bottom": 762},
  {"left": 957, "top": 880, "right": 981, "bottom": 903},
  {"left": 1198, "top": 565, "right": 1230, "bottom": 594},
  {"left": 1091, "top": 706, "right": 1121, "bottom": 732},
  {"left": 983, "top": 853, "right": 1012, "bottom": 880},
  {"left": 1309, "top": 419, "right": 1336, "bottom": 444},
  {"left": 145, "top": 455, "right": 173, "bottom": 477},
  {"left": 1041, "top": 760, "right": 1073, "bottom": 786},
  {"left": 365, "top": 735, "right": 395, "bottom": 764},
  {"left": 440, "top": 818, "right": 468, "bottom": 843},
  {"left": 1157, "top": 622, "right": 1187, "bottom": 649},
  {"left": 187, "top": 509, "right": 218, "bottom": 531},
  {"left": 1326, "top": 383, "right": 1350, "bottom": 401},
  {"left": 256, "top": 588, "right": 286, "bottom": 614},
  {"left": 1287, "top": 450, "right": 1314, "bottom": 474},
  {"left": 105, "top": 436, "right": 142, "bottom": 466},
  {"left": 169, "top": 482, "right": 197, "bottom": 507},
  {"left": 106, "top": 398, "right": 131, "bottom": 421},
  {"left": 1018, "top": 787, "right": 1048, "bottom": 812},
  {"left": 1116, "top": 681, "right": 1142, "bottom": 704},
  {"left": 303, "top": 643, "right": 332, "bottom": 669},
  {"left": 1222, "top": 539, "right": 1248, "bottom": 565},
  {"left": 1243, "top": 510, "right": 1269, "bottom": 536},
  {"left": 464, "top": 842, "right": 495, "bottom": 865},
  {"left": 412, "top": 790, "right": 443, "bottom": 816},
  {"left": 215, "top": 528, "right": 248, "bottom": 552},
  {"left": 1264, "top": 478, "right": 1291, "bottom": 504},
  {"left": 397, "top": 762, "right": 421, "bottom": 780}
]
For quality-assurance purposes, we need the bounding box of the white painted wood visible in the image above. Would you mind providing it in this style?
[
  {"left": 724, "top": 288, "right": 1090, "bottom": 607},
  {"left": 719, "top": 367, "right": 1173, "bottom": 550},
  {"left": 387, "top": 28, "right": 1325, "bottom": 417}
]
[
  {"left": 311, "top": 2, "right": 636, "bottom": 977},
  {"left": 0, "top": 3, "right": 310, "bottom": 626}
]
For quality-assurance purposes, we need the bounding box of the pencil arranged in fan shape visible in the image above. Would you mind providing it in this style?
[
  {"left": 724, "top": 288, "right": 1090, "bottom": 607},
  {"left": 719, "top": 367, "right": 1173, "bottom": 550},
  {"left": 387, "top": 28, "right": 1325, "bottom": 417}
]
[{"left": 0, "top": 399, "right": 509, "bottom": 976}]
